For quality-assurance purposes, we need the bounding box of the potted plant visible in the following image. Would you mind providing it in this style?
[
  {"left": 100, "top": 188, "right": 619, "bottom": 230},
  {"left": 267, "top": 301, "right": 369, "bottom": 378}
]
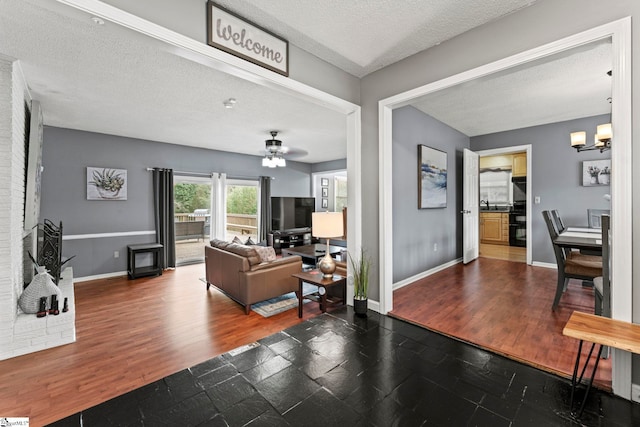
[{"left": 349, "top": 248, "right": 370, "bottom": 317}]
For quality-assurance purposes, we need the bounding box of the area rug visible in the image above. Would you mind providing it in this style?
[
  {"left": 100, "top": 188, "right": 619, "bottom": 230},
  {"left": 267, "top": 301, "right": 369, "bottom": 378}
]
[
  {"left": 199, "top": 278, "right": 317, "bottom": 317},
  {"left": 251, "top": 283, "right": 317, "bottom": 317}
]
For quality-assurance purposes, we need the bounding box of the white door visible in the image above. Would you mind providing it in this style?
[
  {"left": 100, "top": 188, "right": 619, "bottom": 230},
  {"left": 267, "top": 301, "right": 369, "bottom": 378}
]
[{"left": 462, "top": 149, "right": 479, "bottom": 263}]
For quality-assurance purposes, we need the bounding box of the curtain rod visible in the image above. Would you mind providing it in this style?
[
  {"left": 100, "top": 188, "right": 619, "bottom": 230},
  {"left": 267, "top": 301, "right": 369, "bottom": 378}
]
[
  {"left": 146, "top": 168, "right": 212, "bottom": 177},
  {"left": 145, "top": 168, "right": 274, "bottom": 180}
]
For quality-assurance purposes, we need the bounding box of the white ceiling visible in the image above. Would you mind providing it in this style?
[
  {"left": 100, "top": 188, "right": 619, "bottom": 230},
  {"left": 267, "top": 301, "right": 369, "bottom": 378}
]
[{"left": 0, "top": 0, "right": 611, "bottom": 164}]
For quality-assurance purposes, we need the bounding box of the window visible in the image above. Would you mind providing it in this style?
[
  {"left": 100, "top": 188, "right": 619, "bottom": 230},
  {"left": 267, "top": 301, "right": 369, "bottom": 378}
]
[
  {"left": 226, "top": 179, "right": 259, "bottom": 242},
  {"left": 173, "top": 176, "right": 212, "bottom": 265},
  {"left": 479, "top": 170, "right": 512, "bottom": 205},
  {"left": 334, "top": 176, "right": 347, "bottom": 212}
]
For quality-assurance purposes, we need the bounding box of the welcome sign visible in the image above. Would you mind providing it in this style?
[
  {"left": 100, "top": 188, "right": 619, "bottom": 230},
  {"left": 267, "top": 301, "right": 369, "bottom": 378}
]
[{"left": 207, "top": 2, "right": 289, "bottom": 76}]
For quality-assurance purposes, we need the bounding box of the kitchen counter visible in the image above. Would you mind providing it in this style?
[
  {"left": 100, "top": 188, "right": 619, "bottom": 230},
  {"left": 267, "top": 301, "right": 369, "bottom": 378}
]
[{"left": 480, "top": 207, "right": 511, "bottom": 213}]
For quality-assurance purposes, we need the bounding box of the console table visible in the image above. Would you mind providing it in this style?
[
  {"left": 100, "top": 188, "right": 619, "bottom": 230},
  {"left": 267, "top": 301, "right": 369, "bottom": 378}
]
[
  {"left": 127, "top": 243, "right": 163, "bottom": 279},
  {"left": 268, "top": 230, "right": 313, "bottom": 254}
]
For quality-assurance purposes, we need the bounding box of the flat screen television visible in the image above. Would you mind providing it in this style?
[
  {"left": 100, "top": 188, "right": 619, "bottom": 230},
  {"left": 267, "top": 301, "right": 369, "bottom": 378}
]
[{"left": 271, "top": 197, "right": 315, "bottom": 232}]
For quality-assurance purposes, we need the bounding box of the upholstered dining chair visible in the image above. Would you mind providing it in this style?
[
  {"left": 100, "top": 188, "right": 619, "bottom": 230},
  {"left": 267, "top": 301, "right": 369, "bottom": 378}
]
[
  {"left": 542, "top": 210, "right": 603, "bottom": 311},
  {"left": 593, "top": 214, "right": 611, "bottom": 317}
]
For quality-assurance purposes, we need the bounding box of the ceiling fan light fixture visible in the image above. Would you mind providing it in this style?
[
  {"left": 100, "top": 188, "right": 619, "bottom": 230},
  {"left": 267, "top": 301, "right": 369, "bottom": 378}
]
[{"left": 262, "top": 131, "right": 288, "bottom": 168}]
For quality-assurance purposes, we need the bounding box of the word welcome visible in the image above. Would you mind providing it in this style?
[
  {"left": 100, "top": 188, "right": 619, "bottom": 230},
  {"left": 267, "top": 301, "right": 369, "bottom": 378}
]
[{"left": 216, "top": 19, "right": 284, "bottom": 64}]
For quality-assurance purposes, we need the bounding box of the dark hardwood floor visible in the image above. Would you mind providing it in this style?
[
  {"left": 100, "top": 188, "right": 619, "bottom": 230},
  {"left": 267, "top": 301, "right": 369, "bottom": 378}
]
[
  {"left": 390, "top": 257, "right": 611, "bottom": 390},
  {"left": 0, "top": 264, "right": 318, "bottom": 426}
]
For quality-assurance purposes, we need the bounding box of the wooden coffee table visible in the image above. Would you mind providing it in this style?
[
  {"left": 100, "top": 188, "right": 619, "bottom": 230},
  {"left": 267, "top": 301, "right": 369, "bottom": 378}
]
[
  {"left": 281, "top": 243, "right": 344, "bottom": 267},
  {"left": 292, "top": 269, "right": 346, "bottom": 318}
]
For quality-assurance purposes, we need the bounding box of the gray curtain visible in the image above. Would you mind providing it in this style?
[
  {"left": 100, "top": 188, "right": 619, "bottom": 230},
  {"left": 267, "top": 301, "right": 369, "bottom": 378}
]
[
  {"left": 152, "top": 168, "right": 175, "bottom": 269},
  {"left": 259, "top": 176, "right": 271, "bottom": 243}
]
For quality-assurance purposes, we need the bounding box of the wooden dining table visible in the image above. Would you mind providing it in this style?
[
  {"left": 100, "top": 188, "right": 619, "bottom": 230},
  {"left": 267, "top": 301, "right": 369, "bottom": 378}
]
[{"left": 554, "top": 227, "right": 603, "bottom": 254}]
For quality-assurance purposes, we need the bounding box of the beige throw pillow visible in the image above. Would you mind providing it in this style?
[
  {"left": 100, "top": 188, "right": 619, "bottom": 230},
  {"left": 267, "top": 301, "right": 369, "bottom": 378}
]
[{"left": 251, "top": 245, "right": 277, "bottom": 262}]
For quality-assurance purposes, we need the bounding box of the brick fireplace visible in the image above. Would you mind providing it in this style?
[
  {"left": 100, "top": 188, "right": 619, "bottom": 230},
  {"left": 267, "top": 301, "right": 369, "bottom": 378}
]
[{"left": 0, "top": 58, "right": 76, "bottom": 361}]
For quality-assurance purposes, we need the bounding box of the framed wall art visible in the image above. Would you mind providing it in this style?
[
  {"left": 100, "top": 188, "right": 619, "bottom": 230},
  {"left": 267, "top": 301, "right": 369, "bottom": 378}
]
[
  {"left": 582, "top": 159, "right": 611, "bottom": 186},
  {"left": 321, "top": 198, "right": 328, "bottom": 209},
  {"left": 87, "top": 167, "right": 127, "bottom": 200},
  {"left": 418, "top": 145, "right": 447, "bottom": 209},
  {"left": 322, "top": 187, "right": 328, "bottom": 197},
  {"left": 321, "top": 178, "right": 329, "bottom": 187}
]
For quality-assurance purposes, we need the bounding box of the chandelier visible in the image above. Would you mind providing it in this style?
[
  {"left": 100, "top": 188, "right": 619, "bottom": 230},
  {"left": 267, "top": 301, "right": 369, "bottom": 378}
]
[{"left": 570, "top": 123, "right": 612, "bottom": 153}]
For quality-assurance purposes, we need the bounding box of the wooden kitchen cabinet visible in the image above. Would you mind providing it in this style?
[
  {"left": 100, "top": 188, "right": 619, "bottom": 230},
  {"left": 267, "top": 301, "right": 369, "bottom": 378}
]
[
  {"left": 512, "top": 153, "right": 527, "bottom": 177},
  {"left": 480, "top": 155, "right": 512, "bottom": 169},
  {"left": 480, "top": 212, "right": 509, "bottom": 245}
]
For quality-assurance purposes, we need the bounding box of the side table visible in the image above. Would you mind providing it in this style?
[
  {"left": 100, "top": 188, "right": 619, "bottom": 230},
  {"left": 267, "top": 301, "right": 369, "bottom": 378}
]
[
  {"left": 292, "top": 270, "right": 346, "bottom": 318},
  {"left": 127, "top": 243, "right": 163, "bottom": 279}
]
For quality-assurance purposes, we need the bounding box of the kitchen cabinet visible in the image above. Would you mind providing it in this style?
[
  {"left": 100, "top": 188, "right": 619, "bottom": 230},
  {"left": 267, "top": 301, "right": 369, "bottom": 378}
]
[
  {"left": 480, "top": 212, "right": 509, "bottom": 245},
  {"left": 480, "top": 155, "right": 512, "bottom": 169},
  {"left": 512, "top": 153, "right": 527, "bottom": 177}
]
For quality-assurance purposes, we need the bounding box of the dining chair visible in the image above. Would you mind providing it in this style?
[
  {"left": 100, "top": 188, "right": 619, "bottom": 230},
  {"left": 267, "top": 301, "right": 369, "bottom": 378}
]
[
  {"left": 593, "top": 214, "right": 610, "bottom": 317},
  {"left": 551, "top": 209, "right": 566, "bottom": 234},
  {"left": 542, "top": 211, "right": 603, "bottom": 311},
  {"left": 587, "top": 209, "right": 610, "bottom": 229}
]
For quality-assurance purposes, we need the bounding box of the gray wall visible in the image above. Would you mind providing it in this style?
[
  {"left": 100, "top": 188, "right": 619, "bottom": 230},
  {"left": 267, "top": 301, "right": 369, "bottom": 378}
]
[
  {"left": 360, "top": 0, "right": 640, "bottom": 381},
  {"left": 361, "top": 0, "right": 640, "bottom": 310},
  {"left": 393, "top": 106, "right": 469, "bottom": 282},
  {"left": 100, "top": 0, "right": 360, "bottom": 105},
  {"left": 312, "top": 159, "right": 347, "bottom": 213},
  {"left": 471, "top": 115, "right": 611, "bottom": 265},
  {"left": 40, "top": 126, "right": 312, "bottom": 278}
]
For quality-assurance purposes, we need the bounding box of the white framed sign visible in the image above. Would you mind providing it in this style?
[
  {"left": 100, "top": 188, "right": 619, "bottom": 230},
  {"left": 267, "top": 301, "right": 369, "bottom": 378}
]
[{"left": 207, "top": 1, "right": 289, "bottom": 76}]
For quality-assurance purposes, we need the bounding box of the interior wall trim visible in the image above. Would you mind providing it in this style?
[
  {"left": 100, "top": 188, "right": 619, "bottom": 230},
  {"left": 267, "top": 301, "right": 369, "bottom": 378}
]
[
  {"left": 393, "top": 258, "right": 463, "bottom": 291},
  {"left": 379, "top": 17, "right": 632, "bottom": 399},
  {"left": 62, "top": 230, "right": 155, "bottom": 241}
]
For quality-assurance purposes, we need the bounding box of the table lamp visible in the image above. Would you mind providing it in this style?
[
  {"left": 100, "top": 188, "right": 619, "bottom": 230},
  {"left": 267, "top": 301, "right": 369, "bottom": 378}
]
[{"left": 312, "top": 212, "right": 344, "bottom": 278}]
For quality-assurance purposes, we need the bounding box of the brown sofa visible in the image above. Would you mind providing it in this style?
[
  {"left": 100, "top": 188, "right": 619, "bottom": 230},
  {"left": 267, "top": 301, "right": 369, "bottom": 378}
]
[{"left": 205, "top": 239, "right": 303, "bottom": 314}]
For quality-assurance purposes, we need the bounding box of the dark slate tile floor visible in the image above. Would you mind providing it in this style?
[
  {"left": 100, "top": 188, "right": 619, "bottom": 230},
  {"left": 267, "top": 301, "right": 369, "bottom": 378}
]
[{"left": 49, "top": 307, "right": 640, "bottom": 426}]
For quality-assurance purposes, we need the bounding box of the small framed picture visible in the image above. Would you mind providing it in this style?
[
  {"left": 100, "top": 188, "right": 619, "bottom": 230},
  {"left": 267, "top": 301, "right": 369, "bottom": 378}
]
[
  {"left": 321, "top": 198, "right": 328, "bottom": 208},
  {"left": 322, "top": 187, "right": 328, "bottom": 197},
  {"left": 321, "top": 178, "right": 329, "bottom": 187}
]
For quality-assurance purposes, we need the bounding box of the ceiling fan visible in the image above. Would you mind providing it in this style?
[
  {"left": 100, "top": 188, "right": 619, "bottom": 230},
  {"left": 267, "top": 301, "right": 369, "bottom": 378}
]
[{"left": 262, "top": 131, "right": 307, "bottom": 167}]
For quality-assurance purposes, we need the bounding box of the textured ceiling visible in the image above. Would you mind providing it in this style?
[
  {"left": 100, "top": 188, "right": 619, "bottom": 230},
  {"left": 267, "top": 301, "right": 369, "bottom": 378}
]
[
  {"left": 0, "top": 0, "right": 611, "bottom": 164},
  {"left": 214, "top": 0, "right": 537, "bottom": 77},
  {"left": 412, "top": 39, "right": 612, "bottom": 136}
]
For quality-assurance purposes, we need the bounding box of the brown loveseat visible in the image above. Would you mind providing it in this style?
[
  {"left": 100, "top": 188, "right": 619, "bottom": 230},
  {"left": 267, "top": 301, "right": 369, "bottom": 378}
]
[{"left": 205, "top": 239, "right": 303, "bottom": 314}]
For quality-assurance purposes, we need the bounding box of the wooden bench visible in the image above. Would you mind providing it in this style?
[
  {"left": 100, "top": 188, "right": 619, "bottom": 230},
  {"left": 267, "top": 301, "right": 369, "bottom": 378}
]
[{"left": 562, "top": 311, "right": 640, "bottom": 418}]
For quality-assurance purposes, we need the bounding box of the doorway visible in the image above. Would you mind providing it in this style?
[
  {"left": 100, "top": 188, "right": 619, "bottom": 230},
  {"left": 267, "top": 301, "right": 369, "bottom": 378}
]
[
  {"left": 379, "top": 21, "right": 632, "bottom": 397},
  {"left": 173, "top": 176, "right": 212, "bottom": 265},
  {"left": 477, "top": 146, "right": 531, "bottom": 264}
]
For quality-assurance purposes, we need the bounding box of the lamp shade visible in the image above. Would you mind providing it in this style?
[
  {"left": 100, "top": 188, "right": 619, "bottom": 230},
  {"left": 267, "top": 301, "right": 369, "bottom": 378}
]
[
  {"left": 570, "top": 131, "right": 586, "bottom": 147},
  {"left": 597, "top": 123, "right": 612, "bottom": 141},
  {"left": 312, "top": 212, "right": 343, "bottom": 238},
  {"left": 594, "top": 134, "right": 605, "bottom": 148}
]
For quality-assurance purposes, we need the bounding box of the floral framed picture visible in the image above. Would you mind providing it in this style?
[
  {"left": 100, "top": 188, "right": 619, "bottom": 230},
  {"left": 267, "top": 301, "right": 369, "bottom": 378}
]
[
  {"left": 87, "top": 167, "right": 128, "bottom": 200},
  {"left": 582, "top": 159, "right": 611, "bottom": 187}
]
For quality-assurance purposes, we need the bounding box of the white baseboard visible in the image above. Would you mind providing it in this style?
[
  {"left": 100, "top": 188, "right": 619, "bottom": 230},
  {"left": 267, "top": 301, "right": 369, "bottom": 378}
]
[
  {"left": 393, "top": 258, "right": 463, "bottom": 291},
  {"left": 532, "top": 261, "right": 556, "bottom": 269},
  {"left": 632, "top": 383, "right": 640, "bottom": 403},
  {"left": 75, "top": 271, "right": 127, "bottom": 283}
]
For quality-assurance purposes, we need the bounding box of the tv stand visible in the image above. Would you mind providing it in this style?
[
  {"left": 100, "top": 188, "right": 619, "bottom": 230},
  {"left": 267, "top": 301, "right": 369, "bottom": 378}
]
[{"left": 268, "top": 229, "right": 314, "bottom": 254}]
